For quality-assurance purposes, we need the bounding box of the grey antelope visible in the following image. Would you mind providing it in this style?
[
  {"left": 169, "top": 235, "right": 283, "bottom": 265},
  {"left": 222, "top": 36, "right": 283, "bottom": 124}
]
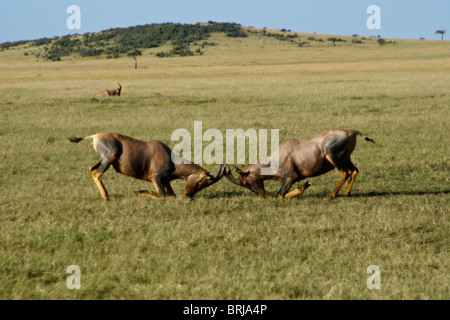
[
  {"left": 96, "top": 83, "right": 121, "bottom": 97},
  {"left": 224, "top": 129, "right": 375, "bottom": 199},
  {"left": 68, "top": 132, "right": 225, "bottom": 200}
]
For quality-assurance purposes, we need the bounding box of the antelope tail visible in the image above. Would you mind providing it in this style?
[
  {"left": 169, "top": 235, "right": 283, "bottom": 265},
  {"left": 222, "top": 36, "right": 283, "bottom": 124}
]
[
  {"left": 351, "top": 130, "right": 375, "bottom": 143},
  {"left": 68, "top": 135, "right": 96, "bottom": 143},
  {"left": 68, "top": 136, "right": 85, "bottom": 143}
]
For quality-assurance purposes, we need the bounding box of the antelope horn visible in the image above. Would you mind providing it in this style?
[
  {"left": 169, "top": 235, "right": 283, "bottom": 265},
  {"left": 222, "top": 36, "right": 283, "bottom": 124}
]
[
  {"left": 211, "top": 164, "right": 225, "bottom": 181},
  {"left": 204, "top": 164, "right": 225, "bottom": 187},
  {"left": 225, "top": 165, "right": 242, "bottom": 186}
]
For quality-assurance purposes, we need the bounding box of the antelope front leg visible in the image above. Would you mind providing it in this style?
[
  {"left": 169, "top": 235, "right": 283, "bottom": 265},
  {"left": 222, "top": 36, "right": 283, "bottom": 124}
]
[
  {"left": 163, "top": 183, "right": 176, "bottom": 197},
  {"left": 135, "top": 190, "right": 162, "bottom": 199},
  {"left": 277, "top": 177, "right": 292, "bottom": 199},
  {"left": 134, "top": 180, "right": 172, "bottom": 199},
  {"left": 150, "top": 174, "right": 167, "bottom": 198},
  {"left": 284, "top": 181, "right": 311, "bottom": 199}
]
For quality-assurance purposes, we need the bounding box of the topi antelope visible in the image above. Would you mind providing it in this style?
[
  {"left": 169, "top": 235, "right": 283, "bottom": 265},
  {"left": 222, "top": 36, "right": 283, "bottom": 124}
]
[
  {"left": 224, "top": 129, "right": 375, "bottom": 199},
  {"left": 96, "top": 83, "right": 122, "bottom": 97},
  {"left": 68, "top": 132, "right": 225, "bottom": 200}
]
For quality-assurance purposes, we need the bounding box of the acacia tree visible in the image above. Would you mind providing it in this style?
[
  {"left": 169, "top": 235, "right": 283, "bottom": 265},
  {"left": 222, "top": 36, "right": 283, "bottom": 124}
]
[
  {"left": 128, "top": 49, "right": 142, "bottom": 69},
  {"left": 435, "top": 30, "right": 446, "bottom": 40}
]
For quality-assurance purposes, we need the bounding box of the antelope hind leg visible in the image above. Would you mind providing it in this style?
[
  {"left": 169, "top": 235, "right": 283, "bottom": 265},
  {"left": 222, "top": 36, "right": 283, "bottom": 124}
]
[
  {"left": 343, "top": 169, "right": 358, "bottom": 197},
  {"left": 90, "top": 161, "right": 101, "bottom": 173},
  {"left": 329, "top": 170, "right": 349, "bottom": 199},
  {"left": 92, "top": 171, "right": 109, "bottom": 201}
]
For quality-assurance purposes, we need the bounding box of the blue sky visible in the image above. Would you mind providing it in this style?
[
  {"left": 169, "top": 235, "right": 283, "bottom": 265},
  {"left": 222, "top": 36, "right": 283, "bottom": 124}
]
[{"left": 0, "top": 0, "right": 448, "bottom": 43}]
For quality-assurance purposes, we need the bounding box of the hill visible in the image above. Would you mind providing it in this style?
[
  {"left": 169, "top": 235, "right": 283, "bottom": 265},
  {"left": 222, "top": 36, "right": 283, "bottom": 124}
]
[
  {"left": 1, "top": 21, "right": 403, "bottom": 62},
  {"left": 1, "top": 22, "right": 248, "bottom": 61}
]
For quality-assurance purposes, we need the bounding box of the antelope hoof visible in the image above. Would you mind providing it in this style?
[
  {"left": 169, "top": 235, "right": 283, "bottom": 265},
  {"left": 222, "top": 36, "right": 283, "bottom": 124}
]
[
  {"left": 135, "top": 190, "right": 161, "bottom": 199},
  {"left": 182, "top": 194, "right": 194, "bottom": 200}
]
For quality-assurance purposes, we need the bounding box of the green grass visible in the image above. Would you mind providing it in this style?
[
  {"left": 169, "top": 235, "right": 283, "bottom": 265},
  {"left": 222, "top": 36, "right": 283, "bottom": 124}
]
[{"left": 0, "top": 29, "right": 449, "bottom": 299}]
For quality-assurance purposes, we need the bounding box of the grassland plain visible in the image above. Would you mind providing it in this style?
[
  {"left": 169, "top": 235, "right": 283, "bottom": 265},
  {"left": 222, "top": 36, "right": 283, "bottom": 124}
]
[{"left": 0, "top": 29, "right": 449, "bottom": 299}]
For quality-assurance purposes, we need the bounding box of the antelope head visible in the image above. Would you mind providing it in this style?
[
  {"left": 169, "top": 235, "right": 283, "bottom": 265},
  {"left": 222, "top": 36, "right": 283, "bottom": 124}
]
[
  {"left": 224, "top": 164, "right": 266, "bottom": 196},
  {"left": 184, "top": 164, "right": 226, "bottom": 197}
]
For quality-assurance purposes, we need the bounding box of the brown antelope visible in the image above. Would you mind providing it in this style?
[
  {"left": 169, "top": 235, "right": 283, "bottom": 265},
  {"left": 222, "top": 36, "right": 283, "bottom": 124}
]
[
  {"left": 224, "top": 129, "right": 375, "bottom": 199},
  {"left": 68, "top": 132, "right": 225, "bottom": 200},
  {"left": 96, "top": 83, "right": 122, "bottom": 97}
]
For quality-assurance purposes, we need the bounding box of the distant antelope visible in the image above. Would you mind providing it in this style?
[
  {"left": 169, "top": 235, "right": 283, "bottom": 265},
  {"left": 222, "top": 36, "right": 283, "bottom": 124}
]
[
  {"left": 68, "top": 132, "right": 224, "bottom": 201},
  {"left": 96, "top": 83, "right": 121, "bottom": 97},
  {"left": 224, "top": 129, "right": 375, "bottom": 199}
]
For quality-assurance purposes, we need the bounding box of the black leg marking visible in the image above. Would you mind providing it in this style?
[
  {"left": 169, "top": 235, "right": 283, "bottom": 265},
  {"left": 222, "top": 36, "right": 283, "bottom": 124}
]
[
  {"left": 153, "top": 174, "right": 167, "bottom": 197},
  {"left": 90, "top": 161, "right": 101, "bottom": 172},
  {"left": 163, "top": 181, "right": 176, "bottom": 196},
  {"left": 278, "top": 176, "right": 292, "bottom": 198}
]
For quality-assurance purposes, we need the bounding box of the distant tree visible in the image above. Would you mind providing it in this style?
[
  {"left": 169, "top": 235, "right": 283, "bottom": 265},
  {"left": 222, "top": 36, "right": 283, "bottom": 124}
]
[
  {"left": 377, "top": 38, "right": 386, "bottom": 45},
  {"left": 128, "top": 49, "right": 142, "bottom": 69},
  {"left": 435, "top": 29, "right": 446, "bottom": 40}
]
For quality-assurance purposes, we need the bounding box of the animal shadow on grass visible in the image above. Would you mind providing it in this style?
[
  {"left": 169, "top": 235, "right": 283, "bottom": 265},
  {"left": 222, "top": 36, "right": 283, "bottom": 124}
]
[
  {"left": 201, "top": 191, "right": 249, "bottom": 199},
  {"left": 88, "top": 189, "right": 449, "bottom": 201},
  {"left": 346, "top": 189, "right": 450, "bottom": 198},
  {"left": 202, "top": 189, "right": 450, "bottom": 200}
]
